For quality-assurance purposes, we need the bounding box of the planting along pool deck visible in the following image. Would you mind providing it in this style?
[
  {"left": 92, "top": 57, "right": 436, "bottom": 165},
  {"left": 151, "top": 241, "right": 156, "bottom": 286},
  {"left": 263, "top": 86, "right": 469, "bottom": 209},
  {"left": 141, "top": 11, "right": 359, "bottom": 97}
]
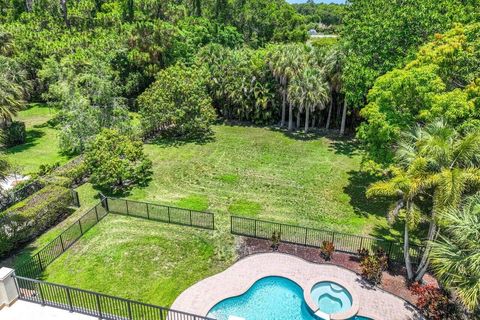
[{"left": 171, "top": 253, "right": 422, "bottom": 320}]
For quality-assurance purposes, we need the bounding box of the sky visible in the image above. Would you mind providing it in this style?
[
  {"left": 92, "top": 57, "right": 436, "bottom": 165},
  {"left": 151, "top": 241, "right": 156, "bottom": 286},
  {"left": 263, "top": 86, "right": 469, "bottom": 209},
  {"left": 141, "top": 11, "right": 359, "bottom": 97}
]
[{"left": 287, "top": 0, "right": 346, "bottom": 3}]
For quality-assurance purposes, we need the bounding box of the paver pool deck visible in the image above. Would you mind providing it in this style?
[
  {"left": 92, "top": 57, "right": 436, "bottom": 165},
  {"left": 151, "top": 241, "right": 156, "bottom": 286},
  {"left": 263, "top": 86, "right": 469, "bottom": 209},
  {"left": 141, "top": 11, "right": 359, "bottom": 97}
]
[{"left": 171, "top": 253, "right": 422, "bottom": 320}]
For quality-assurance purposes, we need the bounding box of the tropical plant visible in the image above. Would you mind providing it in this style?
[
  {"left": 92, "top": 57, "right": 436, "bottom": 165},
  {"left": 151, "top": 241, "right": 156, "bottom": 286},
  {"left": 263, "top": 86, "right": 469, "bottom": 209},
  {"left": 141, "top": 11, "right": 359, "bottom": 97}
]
[
  {"left": 410, "top": 283, "right": 459, "bottom": 320},
  {"left": 359, "top": 249, "right": 388, "bottom": 285},
  {"left": 429, "top": 194, "right": 480, "bottom": 311},
  {"left": 288, "top": 66, "right": 329, "bottom": 133},
  {"left": 368, "top": 120, "right": 480, "bottom": 281},
  {"left": 320, "top": 240, "right": 334, "bottom": 261}
]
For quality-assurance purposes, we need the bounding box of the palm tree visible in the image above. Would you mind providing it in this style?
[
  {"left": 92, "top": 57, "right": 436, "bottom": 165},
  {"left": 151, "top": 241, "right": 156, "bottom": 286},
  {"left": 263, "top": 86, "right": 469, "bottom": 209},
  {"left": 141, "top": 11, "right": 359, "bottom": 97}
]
[
  {"left": 0, "top": 58, "right": 28, "bottom": 126},
  {"left": 367, "top": 120, "right": 480, "bottom": 281},
  {"left": 430, "top": 193, "right": 480, "bottom": 311},
  {"left": 367, "top": 167, "right": 424, "bottom": 280},
  {"left": 324, "top": 48, "right": 343, "bottom": 129},
  {"left": 397, "top": 120, "right": 480, "bottom": 281}
]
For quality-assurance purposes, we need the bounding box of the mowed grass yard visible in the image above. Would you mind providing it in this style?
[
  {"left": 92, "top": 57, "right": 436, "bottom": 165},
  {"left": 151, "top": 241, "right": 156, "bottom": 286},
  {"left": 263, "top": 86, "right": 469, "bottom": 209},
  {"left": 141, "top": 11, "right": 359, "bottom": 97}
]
[
  {"left": 10, "top": 124, "right": 396, "bottom": 308},
  {"left": 5, "top": 103, "right": 69, "bottom": 174}
]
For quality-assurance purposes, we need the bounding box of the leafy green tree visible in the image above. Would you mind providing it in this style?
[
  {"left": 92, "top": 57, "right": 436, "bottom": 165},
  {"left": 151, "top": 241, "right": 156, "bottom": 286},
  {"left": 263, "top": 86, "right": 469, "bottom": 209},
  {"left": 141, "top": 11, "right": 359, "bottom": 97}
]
[
  {"left": 430, "top": 193, "right": 480, "bottom": 312},
  {"left": 341, "top": 0, "right": 477, "bottom": 111},
  {"left": 358, "top": 23, "right": 480, "bottom": 163},
  {"left": 138, "top": 65, "right": 215, "bottom": 138},
  {"left": 85, "top": 129, "right": 152, "bottom": 193}
]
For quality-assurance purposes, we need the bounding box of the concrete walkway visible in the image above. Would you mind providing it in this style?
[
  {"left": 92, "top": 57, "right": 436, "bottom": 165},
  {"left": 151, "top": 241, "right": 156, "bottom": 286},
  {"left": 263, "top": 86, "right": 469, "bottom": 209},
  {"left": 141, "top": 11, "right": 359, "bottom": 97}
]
[
  {"left": 1, "top": 300, "right": 96, "bottom": 320},
  {"left": 171, "top": 253, "right": 422, "bottom": 320}
]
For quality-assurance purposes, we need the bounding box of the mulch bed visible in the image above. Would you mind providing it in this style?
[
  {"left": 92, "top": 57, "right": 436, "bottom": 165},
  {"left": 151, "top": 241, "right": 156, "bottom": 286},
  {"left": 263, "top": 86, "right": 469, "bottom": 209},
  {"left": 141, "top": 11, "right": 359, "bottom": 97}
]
[{"left": 236, "top": 237, "right": 439, "bottom": 306}]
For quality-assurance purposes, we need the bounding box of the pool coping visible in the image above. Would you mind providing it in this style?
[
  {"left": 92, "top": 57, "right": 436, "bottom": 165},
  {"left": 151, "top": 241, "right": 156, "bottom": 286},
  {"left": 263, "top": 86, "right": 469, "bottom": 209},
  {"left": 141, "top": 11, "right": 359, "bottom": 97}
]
[
  {"left": 171, "top": 253, "right": 422, "bottom": 320},
  {"left": 303, "top": 278, "right": 359, "bottom": 320}
]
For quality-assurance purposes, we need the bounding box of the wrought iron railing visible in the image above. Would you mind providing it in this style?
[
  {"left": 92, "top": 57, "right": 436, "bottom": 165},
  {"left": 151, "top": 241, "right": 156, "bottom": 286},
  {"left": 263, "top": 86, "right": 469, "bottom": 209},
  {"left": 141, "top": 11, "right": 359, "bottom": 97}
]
[
  {"left": 230, "top": 215, "right": 425, "bottom": 264},
  {"left": 14, "top": 275, "right": 214, "bottom": 320}
]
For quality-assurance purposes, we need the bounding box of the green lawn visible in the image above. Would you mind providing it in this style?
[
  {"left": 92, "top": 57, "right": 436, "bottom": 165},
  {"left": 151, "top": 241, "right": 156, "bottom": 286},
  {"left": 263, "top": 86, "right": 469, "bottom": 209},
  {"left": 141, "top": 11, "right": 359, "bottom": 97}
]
[
  {"left": 7, "top": 124, "right": 400, "bottom": 309},
  {"left": 129, "top": 125, "right": 391, "bottom": 236},
  {"left": 5, "top": 103, "right": 69, "bottom": 175},
  {"left": 42, "top": 214, "right": 234, "bottom": 307}
]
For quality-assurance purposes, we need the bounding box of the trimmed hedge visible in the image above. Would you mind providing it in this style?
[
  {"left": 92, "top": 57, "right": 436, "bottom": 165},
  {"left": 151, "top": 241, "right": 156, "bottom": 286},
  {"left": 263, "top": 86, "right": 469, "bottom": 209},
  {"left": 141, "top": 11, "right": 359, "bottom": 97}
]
[
  {"left": 51, "top": 155, "right": 87, "bottom": 187},
  {"left": 3, "top": 121, "right": 26, "bottom": 147},
  {"left": 0, "top": 185, "right": 73, "bottom": 257}
]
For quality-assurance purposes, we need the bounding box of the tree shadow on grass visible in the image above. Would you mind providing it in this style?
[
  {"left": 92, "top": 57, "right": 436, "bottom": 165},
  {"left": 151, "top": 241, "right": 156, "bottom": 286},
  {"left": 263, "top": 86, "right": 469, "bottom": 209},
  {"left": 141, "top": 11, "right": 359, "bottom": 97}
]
[
  {"left": 344, "top": 170, "right": 429, "bottom": 242},
  {"left": 148, "top": 130, "right": 215, "bottom": 147},
  {"left": 343, "top": 170, "right": 389, "bottom": 218},
  {"left": 4, "top": 129, "right": 45, "bottom": 154}
]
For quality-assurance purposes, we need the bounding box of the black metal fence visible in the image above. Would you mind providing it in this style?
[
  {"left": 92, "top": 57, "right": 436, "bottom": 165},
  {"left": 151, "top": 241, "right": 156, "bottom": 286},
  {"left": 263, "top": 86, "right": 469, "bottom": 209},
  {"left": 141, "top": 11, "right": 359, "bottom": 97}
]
[
  {"left": 15, "top": 276, "right": 214, "bottom": 320},
  {"left": 16, "top": 199, "right": 109, "bottom": 278},
  {"left": 106, "top": 198, "right": 215, "bottom": 230},
  {"left": 230, "top": 216, "right": 425, "bottom": 264}
]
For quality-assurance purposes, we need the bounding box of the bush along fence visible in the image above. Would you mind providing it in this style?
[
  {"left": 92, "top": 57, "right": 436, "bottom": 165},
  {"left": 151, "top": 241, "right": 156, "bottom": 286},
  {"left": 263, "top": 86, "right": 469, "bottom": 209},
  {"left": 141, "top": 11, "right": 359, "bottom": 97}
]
[
  {"left": 230, "top": 216, "right": 425, "bottom": 265},
  {"left": 15, "top": 199, "right": 108, "bottom": 278},
  {"left": 14, "top": 275, "right": 214, "bottom": 320},
  {"left": 105, "top": 197, "right": 215, "bottom": 230}
]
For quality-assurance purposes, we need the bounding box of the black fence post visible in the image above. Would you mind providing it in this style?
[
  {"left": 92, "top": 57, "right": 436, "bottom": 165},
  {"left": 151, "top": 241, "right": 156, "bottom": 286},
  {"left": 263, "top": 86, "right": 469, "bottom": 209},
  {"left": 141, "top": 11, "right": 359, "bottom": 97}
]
[
  {"left": 66, "top": 287, "right": 73, "bottom": 312},
  {"left": 254, "top": 219, "right": 257, "bottom": 237},
  {"left": 359, "top": 237, "right": 363, "bottom": 251},
  {"left": 37, "top": 254, "right": 43, "bottom": 271},
  {"left": 128, "top": 300, "right": 133, "bottom": 319},
  {"left": 189, "top": 210, "right": 193, "bottom": 226},
  {"left": 37, "top": 282, "right": 45, "bottom": 305},
  {"left": 95, "top": 205, "right": 99, "bottom": 222},
  {"left": 78, "top": 220, "right": 83, "bottom": 235},
  {"left": 96, "top": 294, "right": 102, "bottom": 318},
  {"left": 125, "top": 199, "right": 129, "bottom": 215},
  {"left": 60, "top": 234, "right": 65, "bottom": 252},
  {"left": 304, "top": 228, "right": 308, "bottom": 246},
  {"left": 146, "top": 203, "right": 150, "bottom": 219},
  {"left": 167, "top": 207, "right": 171, "bottom": 223}
]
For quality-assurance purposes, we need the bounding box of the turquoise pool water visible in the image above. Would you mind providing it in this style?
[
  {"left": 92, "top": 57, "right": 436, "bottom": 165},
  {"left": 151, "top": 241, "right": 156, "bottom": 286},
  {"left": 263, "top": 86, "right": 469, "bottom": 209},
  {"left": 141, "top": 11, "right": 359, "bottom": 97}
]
[
  {"left": 207, "top": 276, "right": 372, "bottom": 320},
  {"left": 311, "top": 281, "right": 352, "bottom": 314}
]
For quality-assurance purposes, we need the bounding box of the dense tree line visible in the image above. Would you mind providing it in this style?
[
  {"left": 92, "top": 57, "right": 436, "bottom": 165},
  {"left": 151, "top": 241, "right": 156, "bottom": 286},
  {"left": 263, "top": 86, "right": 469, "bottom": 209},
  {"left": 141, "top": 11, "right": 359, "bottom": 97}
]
[{"left": 1, "top": 0, "right": 480, "bottom": 314}]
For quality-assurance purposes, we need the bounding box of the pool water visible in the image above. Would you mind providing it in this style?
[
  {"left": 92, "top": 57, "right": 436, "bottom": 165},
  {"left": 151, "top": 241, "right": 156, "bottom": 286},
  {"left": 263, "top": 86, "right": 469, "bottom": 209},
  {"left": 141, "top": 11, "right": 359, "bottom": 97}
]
[
  {"left": 311, "top": 282, "right": 352, "bottom": 314},
  {"left": 207, "top": 276, "right": 313, "bottom": 320},
  {"left": 207, "top": 276, "right": 371, "bottom": 320}
]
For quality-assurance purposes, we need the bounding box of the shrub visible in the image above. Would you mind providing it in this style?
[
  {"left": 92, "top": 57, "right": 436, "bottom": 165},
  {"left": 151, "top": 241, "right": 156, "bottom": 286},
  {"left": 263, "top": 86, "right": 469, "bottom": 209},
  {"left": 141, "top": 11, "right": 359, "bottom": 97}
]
[
  {"left": 410, "top": 283, "right": 459, "bottom": 320},
  {"left": 3, "top": 121, "right": 26, "bottom": 147},
  {"left": 320, "top": 241, "right": 335, "bottom": 261},
  {"left": 85, "top": 129, "right": 152, "bottom": 193},
  {"left": 0, "top": 185, "right": 73, "bottom": 257},
  {"left": 138, "top": 65, "right": 216, "bottom": 139},
  {"left": 270, "top": 231, "right": 281, "bottom": 251},
  {"left": 52, "top": 156, "right": 88, "bottom": 186},
  {"left": 359, "top": 248, "right": 388, "bottom": 284}
]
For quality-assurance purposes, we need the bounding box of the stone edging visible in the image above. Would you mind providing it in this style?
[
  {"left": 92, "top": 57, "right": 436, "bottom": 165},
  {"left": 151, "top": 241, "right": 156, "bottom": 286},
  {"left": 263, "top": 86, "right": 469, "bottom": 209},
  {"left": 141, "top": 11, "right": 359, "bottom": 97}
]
[{"left": 171, "top": 253, "right": 422, "bottom": 320}]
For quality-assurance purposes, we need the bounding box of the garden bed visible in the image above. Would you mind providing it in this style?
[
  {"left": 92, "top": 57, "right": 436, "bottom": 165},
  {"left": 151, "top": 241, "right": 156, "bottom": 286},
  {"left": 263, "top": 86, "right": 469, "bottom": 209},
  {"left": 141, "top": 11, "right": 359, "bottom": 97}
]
[{"left": 236, "top": 237, "right": 439, "bottom": 306}]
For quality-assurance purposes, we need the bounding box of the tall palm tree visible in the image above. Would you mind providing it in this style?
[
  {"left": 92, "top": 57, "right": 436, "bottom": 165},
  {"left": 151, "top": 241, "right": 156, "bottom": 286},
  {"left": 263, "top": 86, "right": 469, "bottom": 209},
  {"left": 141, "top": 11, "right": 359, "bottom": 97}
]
[
  {"left": 324, "top": 48, "right": 343, "bottom": 130},
  {"left": 0, "top": 58, "right": 28, "bottom": 126},
  {"left": 367, "top": 167, "right": 424, "bottom": 280},
  {"left": 397, "top": 120, "right": 480, "bottom": 281},
  {"left": 430, "top": 193, "right": 480, "bottom": 311},
  {"left": 367, "top": 120, "right": 480, "bottom": 281}
]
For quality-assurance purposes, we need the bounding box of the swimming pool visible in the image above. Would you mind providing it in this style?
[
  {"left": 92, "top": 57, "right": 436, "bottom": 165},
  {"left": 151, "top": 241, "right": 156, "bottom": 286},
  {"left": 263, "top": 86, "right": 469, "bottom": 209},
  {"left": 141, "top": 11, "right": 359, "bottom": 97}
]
[{"left": 207, "top": 276, "right": 371, "bottom": 320}]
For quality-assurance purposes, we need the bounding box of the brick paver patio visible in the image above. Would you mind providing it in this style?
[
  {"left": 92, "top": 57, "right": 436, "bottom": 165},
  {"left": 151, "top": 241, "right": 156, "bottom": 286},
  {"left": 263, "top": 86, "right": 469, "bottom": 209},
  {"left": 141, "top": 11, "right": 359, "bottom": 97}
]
[{"left": 171, "top": 253, "right": 423, "bottom": 320}]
